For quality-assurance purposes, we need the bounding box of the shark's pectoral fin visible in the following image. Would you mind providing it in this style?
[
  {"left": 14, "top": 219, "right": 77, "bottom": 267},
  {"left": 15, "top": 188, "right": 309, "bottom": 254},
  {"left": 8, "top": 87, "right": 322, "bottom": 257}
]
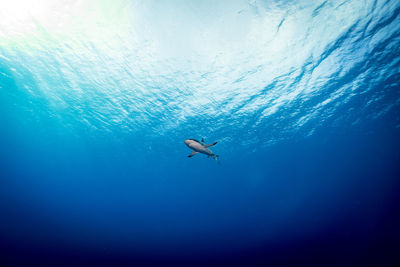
[
  {"left": 204, "top": 142, "right": 217, "bottom": 148},
  {"left": 188, "top": 151, "right": 199, "bottom": 158}
]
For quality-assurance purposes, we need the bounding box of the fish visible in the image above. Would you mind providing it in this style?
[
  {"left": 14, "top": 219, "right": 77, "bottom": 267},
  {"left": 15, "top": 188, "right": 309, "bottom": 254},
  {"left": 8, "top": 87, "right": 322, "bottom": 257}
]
[{"left": 184, "top": 138, "right": 219, "bottom": 163}]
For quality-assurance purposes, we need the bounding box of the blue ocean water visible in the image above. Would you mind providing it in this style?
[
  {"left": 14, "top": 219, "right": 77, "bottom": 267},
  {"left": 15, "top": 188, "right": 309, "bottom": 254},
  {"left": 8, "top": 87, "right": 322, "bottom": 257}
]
[{"left": 0, "top": 0, "right": 399, "bottom": 266}]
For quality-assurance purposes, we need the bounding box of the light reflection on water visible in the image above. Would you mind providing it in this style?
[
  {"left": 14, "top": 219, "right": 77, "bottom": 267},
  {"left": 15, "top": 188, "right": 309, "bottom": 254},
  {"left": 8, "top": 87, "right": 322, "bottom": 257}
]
[{"left": 1, "top": 1, "right": 399, "bottom": 154}]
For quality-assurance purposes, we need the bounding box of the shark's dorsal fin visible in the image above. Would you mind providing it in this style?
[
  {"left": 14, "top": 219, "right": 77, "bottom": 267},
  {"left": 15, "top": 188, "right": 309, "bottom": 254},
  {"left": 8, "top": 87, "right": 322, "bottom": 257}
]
[
  {"left": 201, "top": 138, "right": 205, "bottom": 144},
  {"left": 204, "top": 142, "right": 217, "bottom": 148}
]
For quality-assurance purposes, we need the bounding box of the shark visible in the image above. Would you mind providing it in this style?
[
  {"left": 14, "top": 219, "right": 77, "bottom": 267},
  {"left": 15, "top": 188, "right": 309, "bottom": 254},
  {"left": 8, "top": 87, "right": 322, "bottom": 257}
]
[{"left": 184, "top": 138, "right": 219, "bottom": 163}]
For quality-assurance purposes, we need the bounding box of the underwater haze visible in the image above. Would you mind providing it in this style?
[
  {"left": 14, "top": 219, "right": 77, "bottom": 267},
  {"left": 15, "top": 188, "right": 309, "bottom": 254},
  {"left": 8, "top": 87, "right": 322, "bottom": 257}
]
[{"left": 1, "top": 0, "right": 400, "bottom": 266}]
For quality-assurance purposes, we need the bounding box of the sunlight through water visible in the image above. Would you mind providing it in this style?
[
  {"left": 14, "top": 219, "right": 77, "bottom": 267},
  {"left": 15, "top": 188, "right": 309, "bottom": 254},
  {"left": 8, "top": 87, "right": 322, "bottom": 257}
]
[
  {"left": 1, "top": 0, "right": 399, "bottom": 157},
  {"left": 1, "top": 0, "right": 400, "bottom": 265}
]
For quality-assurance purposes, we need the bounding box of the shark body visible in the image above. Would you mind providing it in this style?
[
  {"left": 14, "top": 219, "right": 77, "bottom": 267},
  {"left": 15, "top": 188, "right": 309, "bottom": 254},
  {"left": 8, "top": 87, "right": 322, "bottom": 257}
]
[{"left": 184, "top": 138, "right": 219, "bottom": 162}]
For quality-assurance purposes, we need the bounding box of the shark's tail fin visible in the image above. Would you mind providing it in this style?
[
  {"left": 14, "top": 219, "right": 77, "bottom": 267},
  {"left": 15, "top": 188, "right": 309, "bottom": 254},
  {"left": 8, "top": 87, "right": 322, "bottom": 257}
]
[{"left": 213, "top": 154, "right": 220, "bottom": 165}]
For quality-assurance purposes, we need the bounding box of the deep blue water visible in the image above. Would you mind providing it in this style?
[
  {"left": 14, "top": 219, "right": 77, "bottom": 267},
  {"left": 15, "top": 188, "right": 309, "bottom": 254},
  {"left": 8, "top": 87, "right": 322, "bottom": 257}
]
[{"left": 1, "top": 0, "right": 400, "bottom": 266}]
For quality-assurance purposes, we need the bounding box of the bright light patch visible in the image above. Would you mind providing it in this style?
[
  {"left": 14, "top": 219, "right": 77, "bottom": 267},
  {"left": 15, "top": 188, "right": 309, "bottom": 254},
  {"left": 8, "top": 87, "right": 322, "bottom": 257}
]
[
  {"left": 0, "top": 0, "right": 132, "bottom": 48},
  {"left": 0, "top": 0, "right": 56, "bottom": 34}
]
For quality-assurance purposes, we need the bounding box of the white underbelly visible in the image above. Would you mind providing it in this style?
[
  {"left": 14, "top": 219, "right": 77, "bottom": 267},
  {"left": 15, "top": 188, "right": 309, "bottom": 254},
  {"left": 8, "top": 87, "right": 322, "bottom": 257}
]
[{"left": 190, "top": 144, "right": 212, "bottom": 155}]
